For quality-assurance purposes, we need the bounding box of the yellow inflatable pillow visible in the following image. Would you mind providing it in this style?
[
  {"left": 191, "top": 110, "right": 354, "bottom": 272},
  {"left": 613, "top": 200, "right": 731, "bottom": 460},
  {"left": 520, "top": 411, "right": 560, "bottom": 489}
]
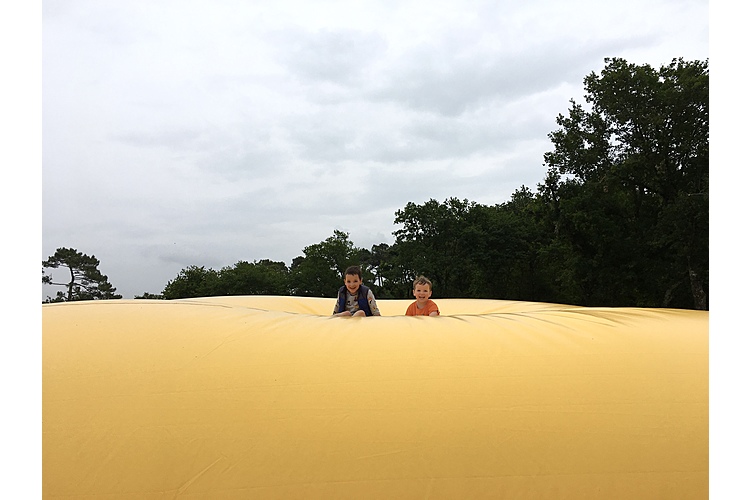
[{"left": 43, "top": 296, "right": 708, "bottom": 498}]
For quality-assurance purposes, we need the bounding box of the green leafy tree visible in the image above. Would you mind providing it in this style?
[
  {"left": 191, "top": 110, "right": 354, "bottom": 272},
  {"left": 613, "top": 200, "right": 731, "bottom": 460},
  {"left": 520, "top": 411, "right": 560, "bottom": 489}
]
[
  {"left": 391, "top": 196, "right": 547, "bottom": 300},
  {"left": 161, "top": 265, "right": 220, "bottom": 299},
  {"left": 371, "top": 244, "right": 414, "bottom": 299},
  {"left": 42, "top": 247, "right": 122, "bottom": 302},
  {"left": 474, "top": 191, "right": 551, "bottom": 301},
  {"left": 290, "top": 230, "right": 366, "bottom": 297},
  {"left": 160, "top": 260, "right": 290, "bottom": 299},
  {"left": 541, "top": 57, "right": 708, "bottom": 308},
  {"left": 393, "top": 198, "right": 477, "bottom": 297},
  {"left": 364, "top": 243, "right": 406, "bottom": 298},
  {"left": 217, "top": 259, "right": 290, "bottom": 296}
]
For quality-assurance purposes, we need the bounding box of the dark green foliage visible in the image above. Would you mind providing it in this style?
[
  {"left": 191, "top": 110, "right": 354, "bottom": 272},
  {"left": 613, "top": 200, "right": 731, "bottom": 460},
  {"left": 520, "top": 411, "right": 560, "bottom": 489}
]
[
  {"left": 392, "top": 198, "right": 476, "bottom": 297},
  {"left": 290, "top": 230, "right": 367, "bottom": 297},
  {"left": 161, "top": 260, "right": 290, "bottom": 299},
  {"left": 387, "top": 196, "right": 547, "bottom": 301},
  {"left": 42, "top": 247, "right": 122, "bottom": 302},
  {"left": 161, "top": 265, "right": 221, "bottom": 299},
  {"left": 539, "top": 57, "right": 708, "bottom": 309},
  {"left": 217, "top": 260, "right": 290, "bottom": 296}
]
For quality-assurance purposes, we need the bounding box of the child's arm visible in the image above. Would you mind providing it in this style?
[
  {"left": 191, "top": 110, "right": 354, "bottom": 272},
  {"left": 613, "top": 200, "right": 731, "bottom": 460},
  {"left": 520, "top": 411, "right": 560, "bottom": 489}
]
[
  {"left": 367, "top": 290, "right": 381, "bottom": 316},
  {"left": 429, "top": 300, "right": 440, "bottom": 316}
]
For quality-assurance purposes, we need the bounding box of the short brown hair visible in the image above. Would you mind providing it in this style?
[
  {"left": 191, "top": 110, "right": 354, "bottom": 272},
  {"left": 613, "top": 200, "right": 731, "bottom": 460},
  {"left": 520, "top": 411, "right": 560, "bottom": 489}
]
[
  {"left": 344, "top": 265, "right": 362, "bottom": 279},
  {"left": 413, "top": 275, "right": 432, "bottom": 290}
]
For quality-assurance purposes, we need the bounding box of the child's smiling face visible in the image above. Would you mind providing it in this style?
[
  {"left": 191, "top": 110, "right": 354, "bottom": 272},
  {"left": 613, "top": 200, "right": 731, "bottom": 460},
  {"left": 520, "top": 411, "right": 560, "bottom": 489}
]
[
  {"left": 413, "top": 284, "right": 432, "bottom": 306},
  {"left": 344, "top": 274, "right": 362, "bottom": 295}
]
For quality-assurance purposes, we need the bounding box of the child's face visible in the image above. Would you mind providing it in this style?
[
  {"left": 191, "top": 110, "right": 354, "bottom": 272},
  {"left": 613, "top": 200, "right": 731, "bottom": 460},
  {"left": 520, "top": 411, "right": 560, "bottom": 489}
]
[
  {"left": 344, "top": 274, "right": 362, "bottom": 295},
  {"left": 413, "top": 284, "right": 432, "bottom": 305}
]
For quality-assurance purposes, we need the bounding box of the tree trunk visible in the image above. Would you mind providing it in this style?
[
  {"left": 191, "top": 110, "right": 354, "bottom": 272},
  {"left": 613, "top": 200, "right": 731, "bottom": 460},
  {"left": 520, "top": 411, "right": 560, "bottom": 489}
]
[
  {"left": 687, "top": 260, "right": 707, "bottom": 310},
  {"left": 67, "top": 266, "right": 75, "bottom": 301},
  {"left": 662, "top": 281, "right": 682, "bottom": 308}
]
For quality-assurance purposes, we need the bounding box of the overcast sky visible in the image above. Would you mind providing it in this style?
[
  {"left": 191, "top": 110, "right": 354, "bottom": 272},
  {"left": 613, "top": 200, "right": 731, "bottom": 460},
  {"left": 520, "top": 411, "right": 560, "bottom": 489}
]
[{"left": 41, "top": 0, "right": 708, "bottom": 299}]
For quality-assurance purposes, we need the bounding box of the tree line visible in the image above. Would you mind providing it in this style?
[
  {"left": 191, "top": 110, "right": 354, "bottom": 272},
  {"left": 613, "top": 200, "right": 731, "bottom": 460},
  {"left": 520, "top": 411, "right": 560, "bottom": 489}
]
[{"left": 43, "top": 57, "right": 708, "bottom": 310}]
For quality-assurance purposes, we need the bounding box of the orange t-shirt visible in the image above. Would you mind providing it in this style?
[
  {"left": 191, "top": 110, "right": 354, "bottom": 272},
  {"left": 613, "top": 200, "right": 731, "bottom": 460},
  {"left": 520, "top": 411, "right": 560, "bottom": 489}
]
[{"left": 405, "top": 300, "right": 440, "bottom": 316}]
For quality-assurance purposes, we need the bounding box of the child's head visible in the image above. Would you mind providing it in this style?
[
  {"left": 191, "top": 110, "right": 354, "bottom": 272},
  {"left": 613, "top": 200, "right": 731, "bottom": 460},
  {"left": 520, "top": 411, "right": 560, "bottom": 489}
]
[
  {"left": 412, "top": 275, "right": 433, "bottom": 303},
  {"left": 343, "top": 265, "right": 363, "bottom": 295},
  {"left": 413, "top": 275, "right": 433, "bottom": 291}
]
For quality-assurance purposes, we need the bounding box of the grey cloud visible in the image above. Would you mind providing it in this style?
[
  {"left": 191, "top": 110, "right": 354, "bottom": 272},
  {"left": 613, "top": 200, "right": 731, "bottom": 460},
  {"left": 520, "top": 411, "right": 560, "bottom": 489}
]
[
  {"left": 280, "top": 93, "right": 560, "bottom": 166},
  {"left": 273, "top": 27, "right": 388, "bottom": 85},
  {"left": 365, "top": 33, "right": 637, "bottom": 117}
]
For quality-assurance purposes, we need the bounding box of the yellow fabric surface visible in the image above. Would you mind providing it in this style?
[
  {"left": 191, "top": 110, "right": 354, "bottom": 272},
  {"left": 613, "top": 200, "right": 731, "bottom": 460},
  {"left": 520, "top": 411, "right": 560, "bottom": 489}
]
[{"left": 42, "top": 297, "right": 708, "bottom": 499}]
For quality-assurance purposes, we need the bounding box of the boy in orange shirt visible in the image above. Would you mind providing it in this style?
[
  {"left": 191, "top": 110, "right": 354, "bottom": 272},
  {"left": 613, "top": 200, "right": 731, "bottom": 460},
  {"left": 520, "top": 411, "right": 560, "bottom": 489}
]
[{"left": 405, "top": 276, "right": 440, "bottom": 316}]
